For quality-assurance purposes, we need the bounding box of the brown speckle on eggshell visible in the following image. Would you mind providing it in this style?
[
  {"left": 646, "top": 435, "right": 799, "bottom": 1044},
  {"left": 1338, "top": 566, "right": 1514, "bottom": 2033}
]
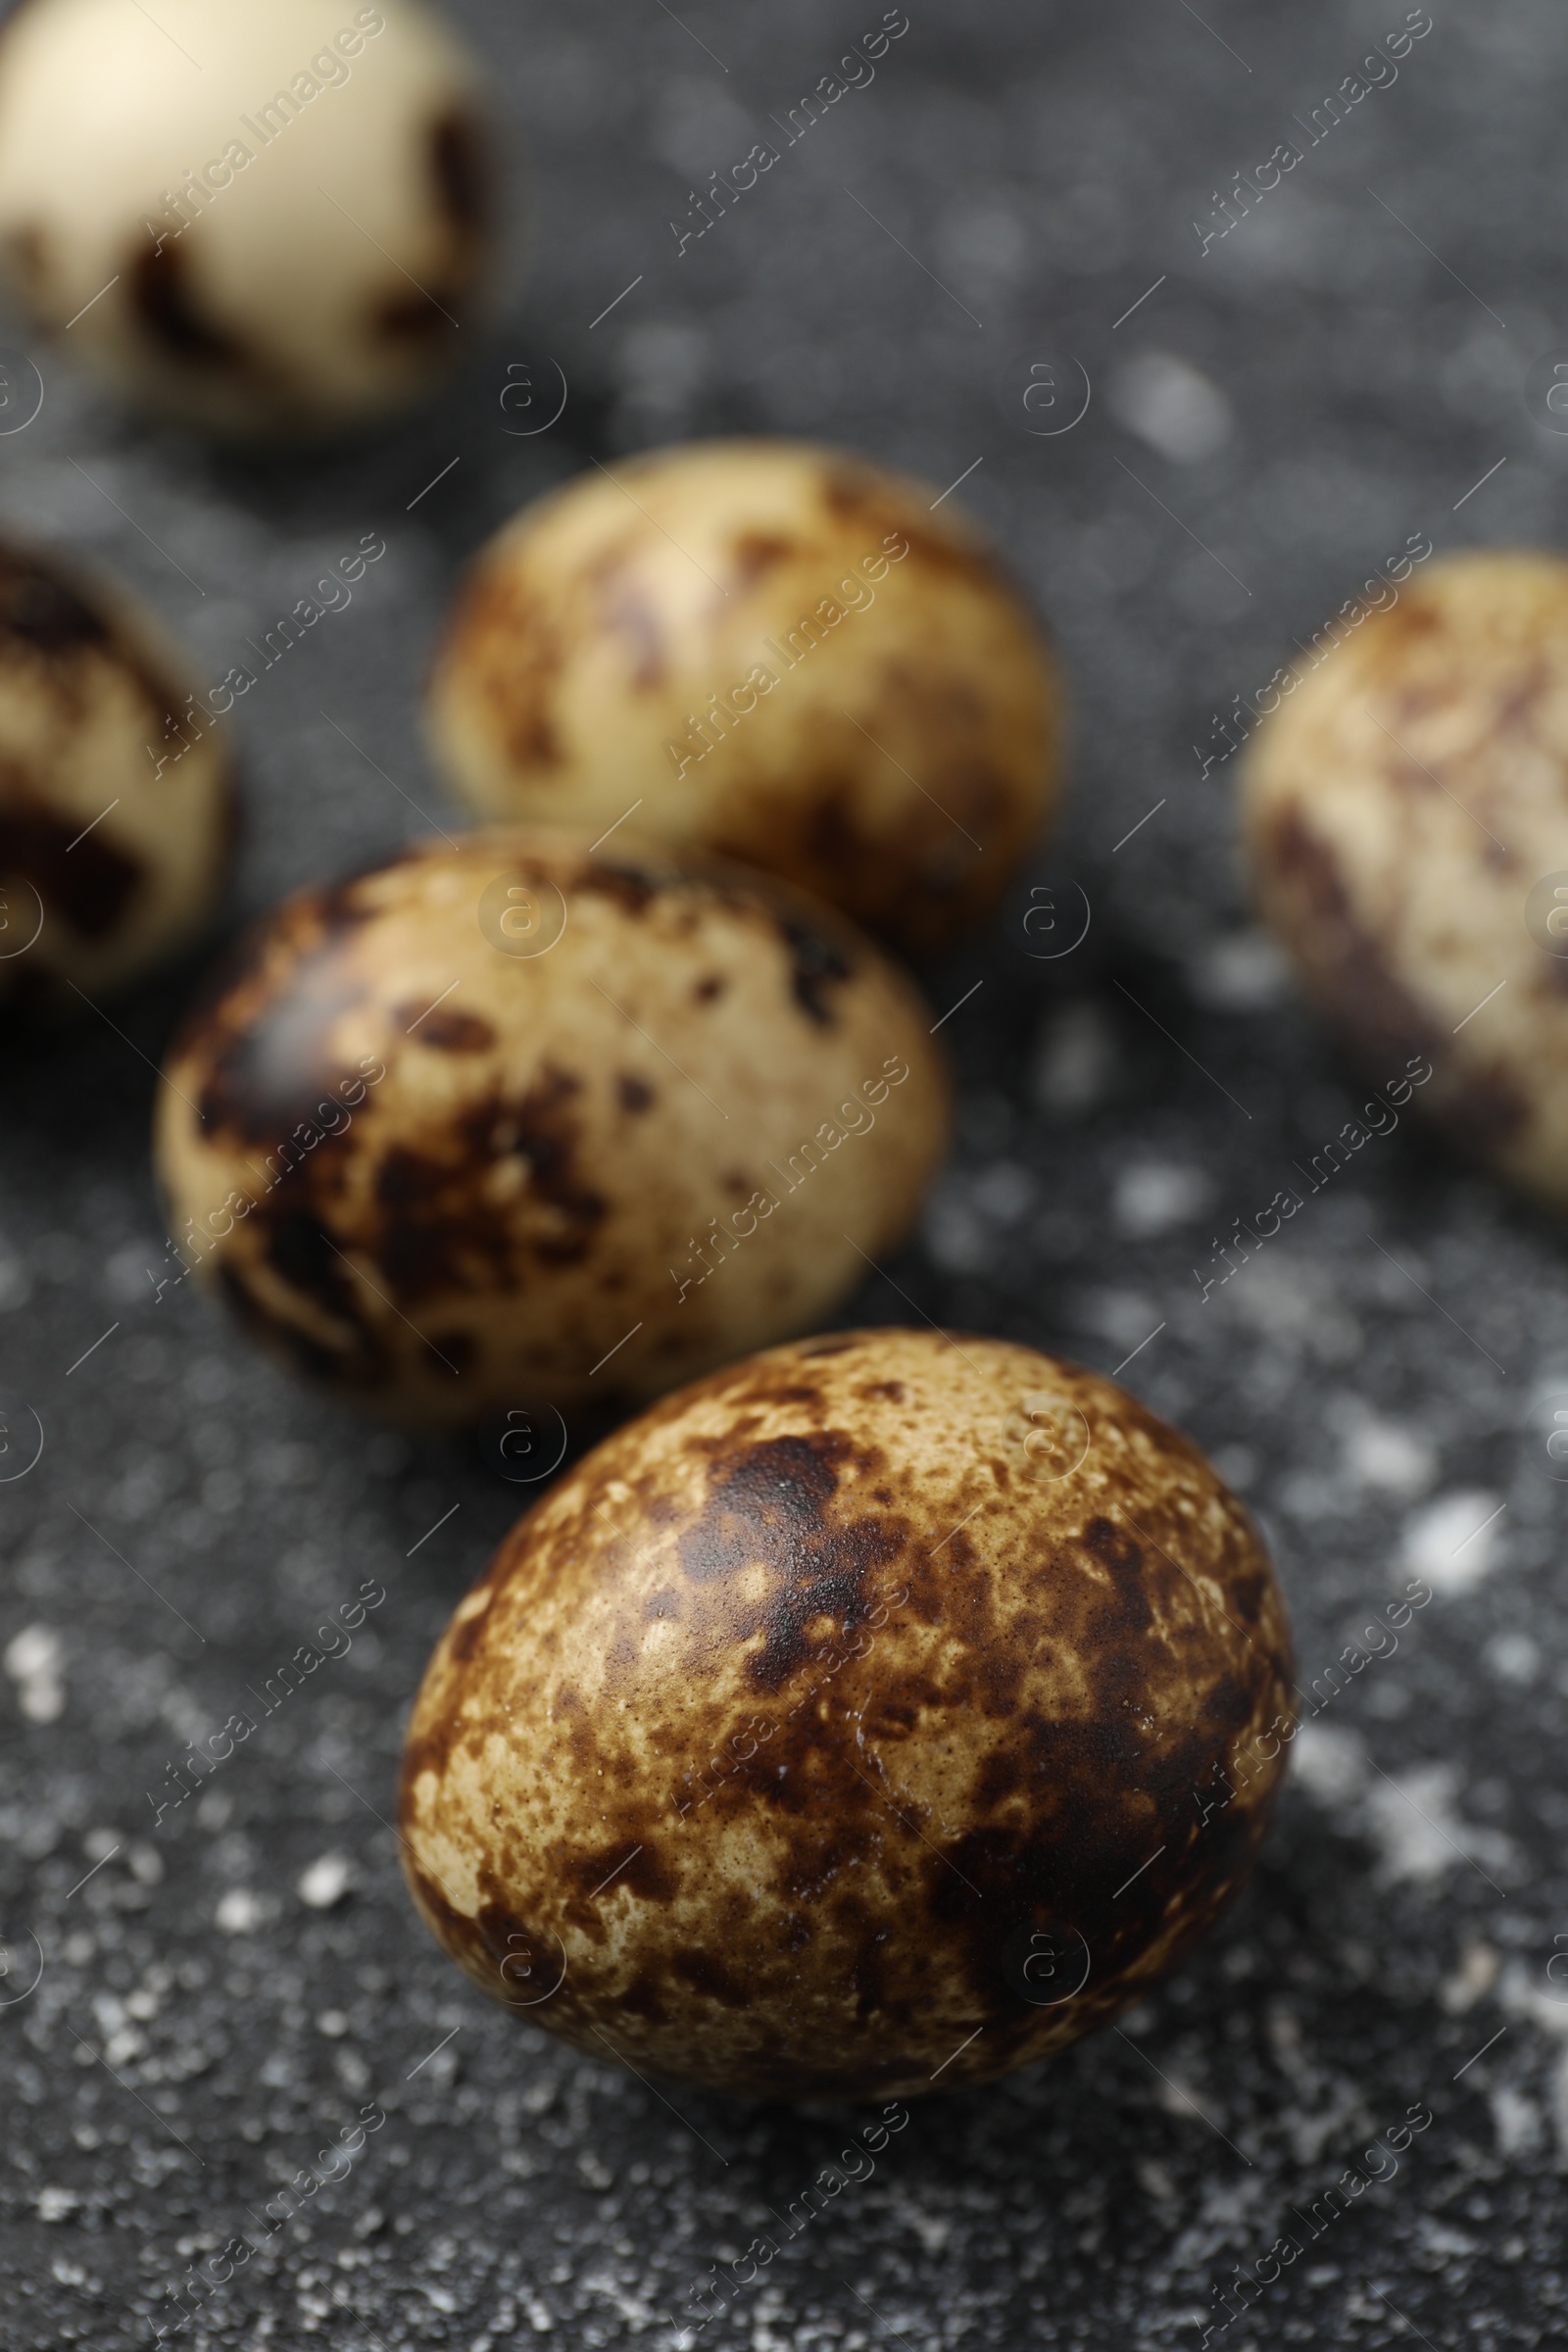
[{"left": 398, "top": 1328, "right": 1295, "bottom": 2101}]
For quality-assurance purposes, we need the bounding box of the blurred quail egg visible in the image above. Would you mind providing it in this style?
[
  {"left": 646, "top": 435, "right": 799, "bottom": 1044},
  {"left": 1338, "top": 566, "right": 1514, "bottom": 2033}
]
[
  {"left": 427, "top": 439, "right": 1065, "bottom": 956},
  {"left": 0, "top": 0, "right": 494, "bottom": 437},
  {"left": 1245, "top": 549, "right": 1568, "bottom": 1208},
  {"left": 0, "top": 534, "right": 228, "bottom": 1004},
  {"left": 400, "top": 1327, "right": 1294, "bottom": 2101},
  {"left": 154, "top": 830, "right": 950, "bottom": 1427}
]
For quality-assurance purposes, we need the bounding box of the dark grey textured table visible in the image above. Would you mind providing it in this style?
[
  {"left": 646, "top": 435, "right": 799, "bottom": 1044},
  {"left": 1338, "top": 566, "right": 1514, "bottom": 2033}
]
[{"left": 2, "top": 1, "right": 1565, "bottom": 2344}]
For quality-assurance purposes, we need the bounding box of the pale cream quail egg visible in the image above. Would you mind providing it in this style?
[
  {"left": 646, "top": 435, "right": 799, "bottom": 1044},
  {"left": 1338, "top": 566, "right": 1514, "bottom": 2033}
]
[
  {"left": 427, "top": 439, "right": 1065, "bottom": 956},
  {"left": 1245, "top": 549, "right": 1568, "bottom": 1209},
  {"left": 0, "top": 0, "right": 494, "bottom": 437}
]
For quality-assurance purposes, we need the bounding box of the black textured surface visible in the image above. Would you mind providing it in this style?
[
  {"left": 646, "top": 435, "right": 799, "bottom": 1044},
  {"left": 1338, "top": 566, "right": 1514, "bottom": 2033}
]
[{"left": 2, "top": 2, "right": 1566, "bottom": 2346}]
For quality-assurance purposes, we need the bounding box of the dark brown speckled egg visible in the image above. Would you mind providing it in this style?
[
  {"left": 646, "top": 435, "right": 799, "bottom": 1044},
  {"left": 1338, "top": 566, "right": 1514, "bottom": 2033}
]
[
  {"left": 398, "top": 1328, "right": 1295, "bottom": 2101},
  {"left": 154, "top": 830, "right": 949, "bottom": 1428}
]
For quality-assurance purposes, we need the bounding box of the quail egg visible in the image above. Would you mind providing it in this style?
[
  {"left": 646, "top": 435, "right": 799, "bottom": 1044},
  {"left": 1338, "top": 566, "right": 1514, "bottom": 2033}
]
[
  {"left": 399, "top": 1327, "right": 1294, "bottom": 2100},
  {"left": 154, "top": 830, "right": 950, "bottom": 1427},
  {"left": 427, "top": 439, "right": 1064, "bottom": 956},
  {"left": 0, "top": 535, "right": 229, "bottom": 1005},
  {"left": 1245, "top": 549, "right": 1568, "bottom": 1208},
  {"left": 0, "top": 0, "right": 494, "bottom": 437}
]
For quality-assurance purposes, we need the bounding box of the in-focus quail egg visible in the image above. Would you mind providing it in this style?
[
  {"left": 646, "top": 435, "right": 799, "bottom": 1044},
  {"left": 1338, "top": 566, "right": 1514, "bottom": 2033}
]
[
  {"left": 154, "top": 830, "right": 950, "bottom": 1428},
  {"left": 0, "top": 535, "right": 229, "bottom": 1005},
  {"left": 399, "top": 1327, "right": 1294, "bottom": 2101},
  {"left": 426, "top": 439, "right": 1065, "bottom": 956},
  {"left": 0, "top": 0, "right": 494, "bottom": 437},
  {"left": 1244, "top": 549, "right": 1568, "bottom": 1208}
]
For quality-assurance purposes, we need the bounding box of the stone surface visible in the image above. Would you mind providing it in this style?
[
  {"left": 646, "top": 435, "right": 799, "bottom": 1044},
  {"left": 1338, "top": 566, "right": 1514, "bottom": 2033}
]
[{"left": 0, "top": 1, "right": 1561, "bottom": 2345}]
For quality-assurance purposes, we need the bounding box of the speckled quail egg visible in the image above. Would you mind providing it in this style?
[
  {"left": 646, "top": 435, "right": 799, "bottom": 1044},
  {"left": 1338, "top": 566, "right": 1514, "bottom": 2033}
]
[
  {"left": 426, "top": 440, "right": 1064, "bottom": 956},
  {"left": 1244, "top": 549, "right": 1568, "bottom": 1210},
  {"left": 0, "top": 0, "right": 493, "bottom": 438},
  {"left": 154, "top": 830, "right": 950, "bottom": 1428},
  {"left": 399, "top": 1327, "right": 1295, "bottom": 2102},
  {"left": 0, "top": 534, "right": 229, "bottom": 1005}
]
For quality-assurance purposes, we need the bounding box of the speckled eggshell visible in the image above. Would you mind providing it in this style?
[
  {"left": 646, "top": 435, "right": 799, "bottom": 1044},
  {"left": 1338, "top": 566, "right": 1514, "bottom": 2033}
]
[
  {"left": 1244, "top": 549, "right": 1568, "bottom": 1208},
  {"left": 0, "top": 536, "right": 229, "bottom": 1004},
  {"left": 154, "top": 830, "right": 949, "bottom": 1428},
  {"left": 399, "top": 1328, "right": 1295, "bottom": 2102},
  {"left": 426, "top": 439, "right": 1064, "bottom": 956},
  {"left": 0, "top": 0, "right": 493, "bottom": 438}
]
